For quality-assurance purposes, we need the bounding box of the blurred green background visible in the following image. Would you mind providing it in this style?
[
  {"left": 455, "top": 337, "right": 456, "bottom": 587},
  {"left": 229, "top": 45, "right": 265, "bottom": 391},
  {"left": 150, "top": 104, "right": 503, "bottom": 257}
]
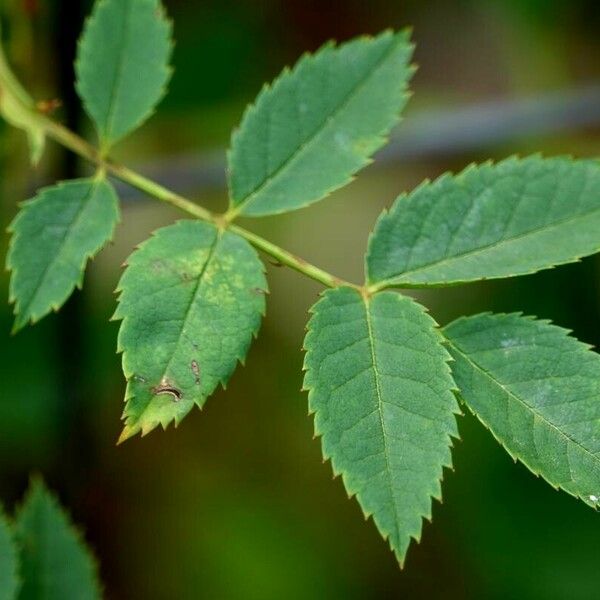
[{"left": 2, "top": 0, "right": 600, "bottom": 598}]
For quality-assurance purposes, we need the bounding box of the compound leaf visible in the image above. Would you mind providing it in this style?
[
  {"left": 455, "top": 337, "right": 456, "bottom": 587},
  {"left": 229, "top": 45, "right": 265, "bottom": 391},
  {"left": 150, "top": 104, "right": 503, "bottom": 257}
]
[
  {"left": 76, "top": 0, "right": 173, "bottom": 150},
  {"left": 303, "top": 287, "right": 459, "bottom": 565},
  {"left": 0, "top": 507, "right": 19, "bottom": 600},
  {"left": 7, "top": 178, "right": 119, "bottom": 332},
  {"left": 14, "top": 479, "right": 101, "bottom": 600},
  {"left": 227, "top": 29, "right": 414, "bottom": 218},
  {"left": 367, "top": 156, "right": 600, "bottom": 288},
  {"left": 115, "top": 220, "right": 267, "bottom": 441},
  {"left": 444, "top": 312, "right": 600, "bottom": 507}
]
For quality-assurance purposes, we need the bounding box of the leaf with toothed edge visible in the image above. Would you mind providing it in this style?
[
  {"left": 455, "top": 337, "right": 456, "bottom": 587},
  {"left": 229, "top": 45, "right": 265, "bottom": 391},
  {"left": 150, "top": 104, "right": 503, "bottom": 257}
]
[
  {"left": 115, "top": 220, "right": 267, "bottom": 442},
  {"left": 0, "top": 506, "right": 19, "bottom": 600},
  {"left": 444, "top": 312, "right": 600, "bottom": 508},
  {"left": 75, "top": 0, "right": 173, "bottom": 150},
  {"left": 367, "top": 155, "right": 600, "bottom": 288},
  {"left": 302, "top": 287, "right": 459, "bottom": 565},
  {"left": 7, "top": 177, "right": 119, "bottom": 332},
  {"left": 227, "top": 29, "right": 414, "bottom": 217},
  {"left": 14, "top": 479, "right": 101, "bottom": 599}
]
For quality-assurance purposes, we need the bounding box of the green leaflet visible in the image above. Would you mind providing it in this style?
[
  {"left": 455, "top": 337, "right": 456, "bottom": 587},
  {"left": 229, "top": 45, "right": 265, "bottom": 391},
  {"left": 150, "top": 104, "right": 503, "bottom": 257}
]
[
  {"left": 444, "top": 312, "right": 600, "bottom": 507},
  {"left": 14, "top": 479, "right": 101, "bottom": 600},
  {"left": 7, "top": 178, "right": 120, "bottom": 332},
  {"left": 0, "top": 507, "right": 19, "bottom": 600},
  {"left": 227, "top": 30, "right": 414, "bottom": 218},
  {"left": 303, "top": 287, "right": 459, "bottom": 564},
  {"left": 367, "top": 155, "right": 600, "bottom": 288},
  {"left": 75, "top": 0, "right": 172, "bottom": 150},
  {"left": 115, "top": 220, "right": 267, "bottom": 441}
]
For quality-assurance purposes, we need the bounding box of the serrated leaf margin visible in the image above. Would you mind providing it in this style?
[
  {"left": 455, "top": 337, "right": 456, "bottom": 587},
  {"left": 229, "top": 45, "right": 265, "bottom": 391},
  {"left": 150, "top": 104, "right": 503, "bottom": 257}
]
[{"left": 302, "top": 288, "right": 461, "bottom": 566}]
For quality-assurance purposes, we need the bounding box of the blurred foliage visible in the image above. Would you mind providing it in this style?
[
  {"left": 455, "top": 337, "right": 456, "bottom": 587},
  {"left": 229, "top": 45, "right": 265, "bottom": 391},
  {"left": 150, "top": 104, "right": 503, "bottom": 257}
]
[{"left": 1, "top": 0, "right": 600, "bottom": 598}]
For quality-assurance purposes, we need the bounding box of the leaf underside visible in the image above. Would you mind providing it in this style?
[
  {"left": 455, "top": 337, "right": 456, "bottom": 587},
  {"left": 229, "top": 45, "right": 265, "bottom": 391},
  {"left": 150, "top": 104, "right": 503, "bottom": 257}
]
[
  {"left": 303, "top": 287, "right": 459, "bottom": 565},
  {"left": 0, "top": 507, "right": 19, "bottom": 600},
  {"left": 115, "top": 220, "right": 267, "bottom": 441},
  {"left": 228, "top": 29, "right": 414, "bottom": 217},
  {"left": 14, "top": 479, "right": 101, "bottom": 600},
  {"left": 75, "top": 0, "right": 173, "bottom": 149},
  {"left": 7, "top": 178, "right": 119, "bottom": 331},
  {"left": 444, "top": 312, "right": 600, "bottom": 507},
  {"left": 367, "top": 155, "right": 600, "bottom": 288}
]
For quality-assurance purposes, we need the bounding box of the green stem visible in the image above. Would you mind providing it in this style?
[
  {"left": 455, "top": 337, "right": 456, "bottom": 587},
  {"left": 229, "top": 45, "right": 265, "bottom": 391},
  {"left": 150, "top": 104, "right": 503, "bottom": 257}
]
[
  {"left": 229, "top": 224, "right": 348, "bottom": 289},
  {"left": 41, "top": 117, "right": 354, "bottom": 288},
  {"left": 0, "top": 44, "right": 357, "bottom": 290},
  {"left": 35, "top": 117, "right": 214, "bottom": 221}
]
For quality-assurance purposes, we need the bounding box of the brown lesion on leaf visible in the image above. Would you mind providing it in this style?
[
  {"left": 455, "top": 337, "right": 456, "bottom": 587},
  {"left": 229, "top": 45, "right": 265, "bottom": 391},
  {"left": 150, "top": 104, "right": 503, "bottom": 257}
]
[
  {"left": 191, "top": 360, "right": 200, "bottom": 384},
  {"left": 152, "top": 377, "right": 182, "bottom": 401}
]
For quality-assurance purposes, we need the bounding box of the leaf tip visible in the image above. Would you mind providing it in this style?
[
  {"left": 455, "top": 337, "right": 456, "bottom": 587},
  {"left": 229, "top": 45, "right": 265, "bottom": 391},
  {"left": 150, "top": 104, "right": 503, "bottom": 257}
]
[
  {"left": 116, "top": 425, "right": 137, "bottom": 445},
  {"left": 11, "top": 315, "right": 27, "bottom": 335}
]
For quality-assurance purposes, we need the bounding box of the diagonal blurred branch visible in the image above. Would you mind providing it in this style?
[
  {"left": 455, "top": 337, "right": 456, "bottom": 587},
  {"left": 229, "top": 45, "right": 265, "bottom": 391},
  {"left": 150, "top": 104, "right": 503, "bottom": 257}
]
[
  {"left": 115, "top": 84, "right": 600, "bottom": 201},
  {"left": 378, "top": 85, "right": 600, "bottom": 161}
]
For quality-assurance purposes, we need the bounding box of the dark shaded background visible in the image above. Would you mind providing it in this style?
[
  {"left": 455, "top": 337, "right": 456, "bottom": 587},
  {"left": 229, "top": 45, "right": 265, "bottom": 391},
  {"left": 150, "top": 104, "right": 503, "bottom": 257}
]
[{"left": 1, "top": 0, "right": 600, "bottom": 598}]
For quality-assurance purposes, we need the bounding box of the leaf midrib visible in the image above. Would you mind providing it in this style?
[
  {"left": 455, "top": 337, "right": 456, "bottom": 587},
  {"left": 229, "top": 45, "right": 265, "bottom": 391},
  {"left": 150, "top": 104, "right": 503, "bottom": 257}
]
[
  {"left": 232, "top": 34, "right": 404, "bottom": 214},
  {"left": 376, "top": 188, "right": 600, "bottom": 286},
  {"left": 362, "top": 294, "right": 402, "bottom": 547},
  {"left": 446, "top": 338, "right": 600, "bottom": 469},
  {"left": 162, "top": 230, "right": 222, "bottom": 379},
  {"left": 102, "top": 0, "right": 133, "bottom": 143},
  {"left": 133, "top": 227, "right": 222, "bottom": 423}
]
